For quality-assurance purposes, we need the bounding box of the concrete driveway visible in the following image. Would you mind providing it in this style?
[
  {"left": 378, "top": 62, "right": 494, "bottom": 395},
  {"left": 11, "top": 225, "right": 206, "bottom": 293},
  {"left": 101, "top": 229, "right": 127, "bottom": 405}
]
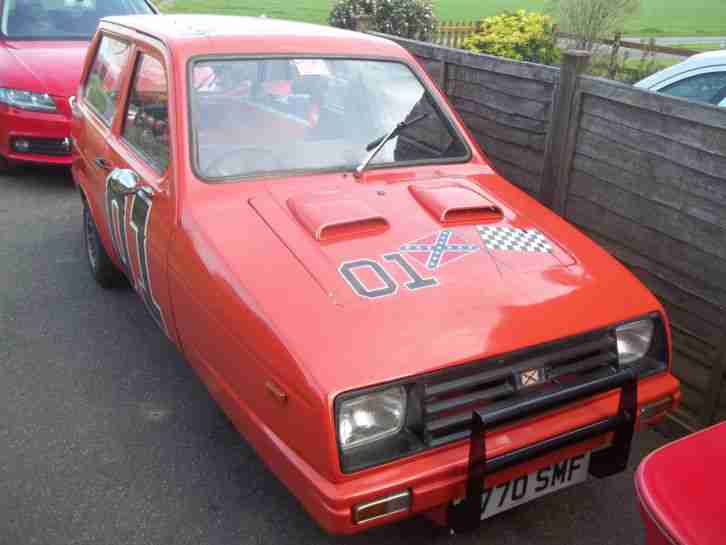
[{"left": 0, "top": 166, "right": 675, "bottom": 545}]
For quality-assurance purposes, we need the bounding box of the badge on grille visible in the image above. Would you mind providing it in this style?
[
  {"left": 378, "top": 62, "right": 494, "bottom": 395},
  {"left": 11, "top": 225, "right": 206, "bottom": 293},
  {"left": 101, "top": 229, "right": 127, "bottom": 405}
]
[
  {"left": 476, "top": 226, "right": 552, "bottom": 253},
  {"left": 518, "top": 368, "right": 545, "bottom": 388}
]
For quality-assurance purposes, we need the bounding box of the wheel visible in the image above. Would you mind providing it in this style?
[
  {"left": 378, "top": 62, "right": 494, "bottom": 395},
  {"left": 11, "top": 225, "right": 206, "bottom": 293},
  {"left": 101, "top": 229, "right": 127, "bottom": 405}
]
[{"left": 83, "top": 204, "right": 123, "bottom": 289}]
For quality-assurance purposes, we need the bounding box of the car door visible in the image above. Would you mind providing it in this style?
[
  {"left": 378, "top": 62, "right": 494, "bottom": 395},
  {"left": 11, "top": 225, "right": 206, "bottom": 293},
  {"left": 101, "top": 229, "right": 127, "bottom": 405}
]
[
  {"left": 74, "top": 31, "right": 134, "bottom": 229},
  {"left": 102, "top": 38, "right": 179, "bottom": 345}
]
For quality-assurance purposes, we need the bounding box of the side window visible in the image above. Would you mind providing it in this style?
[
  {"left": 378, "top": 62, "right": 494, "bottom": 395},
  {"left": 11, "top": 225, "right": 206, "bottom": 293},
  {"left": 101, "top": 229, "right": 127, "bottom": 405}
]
[
  {"left": 122, "top": 54, "right": 170, "bottom": 173},
  {"left": 660, "top": 71, "right": 726, "bottom": 104},
  {"left": 83, "top": 35, "right": 132, "bottom": 125}
]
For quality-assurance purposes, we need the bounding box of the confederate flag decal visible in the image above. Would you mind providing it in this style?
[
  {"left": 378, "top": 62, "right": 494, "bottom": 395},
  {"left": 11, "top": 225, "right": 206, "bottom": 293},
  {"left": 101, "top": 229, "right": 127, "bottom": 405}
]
[{"left": 399, "top": 229, "right": 480, "bottom": 270}]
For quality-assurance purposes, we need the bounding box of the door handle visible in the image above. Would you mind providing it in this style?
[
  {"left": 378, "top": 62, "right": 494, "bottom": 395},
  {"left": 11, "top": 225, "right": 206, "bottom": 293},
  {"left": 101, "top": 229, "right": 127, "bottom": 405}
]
[{"left": 95, "top": 157, "right": 113, "bottom": 171}]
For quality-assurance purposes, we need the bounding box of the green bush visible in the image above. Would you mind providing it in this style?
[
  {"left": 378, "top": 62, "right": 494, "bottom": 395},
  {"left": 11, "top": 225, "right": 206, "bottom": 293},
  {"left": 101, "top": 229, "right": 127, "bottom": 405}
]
[
  {"left": 329, "top": 0, "right": 437, "bottom": 40},
  {"left": 463, "top": 10, "right": 560, "bottom": 65}
]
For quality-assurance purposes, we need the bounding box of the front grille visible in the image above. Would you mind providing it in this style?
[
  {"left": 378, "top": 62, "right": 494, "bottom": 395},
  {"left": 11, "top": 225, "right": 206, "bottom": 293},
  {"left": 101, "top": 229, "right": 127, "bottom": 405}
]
[
  {"left": 12, "top": 137, "right": 71, "bottom": 156},
  {"left": 422, "top": 331, "right": 618, "bottom": 448}
]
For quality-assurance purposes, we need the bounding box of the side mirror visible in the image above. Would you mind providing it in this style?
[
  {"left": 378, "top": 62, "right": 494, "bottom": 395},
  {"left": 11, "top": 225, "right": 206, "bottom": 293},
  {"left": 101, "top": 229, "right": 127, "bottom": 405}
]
[
  {"left": 107, "top": 168, "right": 153, "bottom": 197},
  {"left": 719, "top": 97, "right": 726, "bottom": 108}
]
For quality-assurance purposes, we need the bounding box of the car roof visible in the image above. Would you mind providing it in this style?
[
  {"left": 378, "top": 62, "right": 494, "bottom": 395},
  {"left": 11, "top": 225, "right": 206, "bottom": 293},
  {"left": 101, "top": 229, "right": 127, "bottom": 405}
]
[
  {"left": 634, "top": 49, "right": 726, "bottom": 90},
  {"left": 102, "top": 14, "right": 407, "bottom": 58}
]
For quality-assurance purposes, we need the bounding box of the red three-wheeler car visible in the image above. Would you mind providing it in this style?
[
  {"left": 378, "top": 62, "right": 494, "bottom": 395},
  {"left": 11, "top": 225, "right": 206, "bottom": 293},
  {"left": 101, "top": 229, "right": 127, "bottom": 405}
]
[{"left": 71, "top": 14, "right": 681, "bottom": 535}]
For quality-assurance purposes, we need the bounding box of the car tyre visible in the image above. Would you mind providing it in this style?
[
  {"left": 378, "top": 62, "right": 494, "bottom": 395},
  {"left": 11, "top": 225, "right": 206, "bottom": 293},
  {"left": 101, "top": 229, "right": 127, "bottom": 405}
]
[{"left": 83, "top": 204, "right": 123, "bottom": 289}]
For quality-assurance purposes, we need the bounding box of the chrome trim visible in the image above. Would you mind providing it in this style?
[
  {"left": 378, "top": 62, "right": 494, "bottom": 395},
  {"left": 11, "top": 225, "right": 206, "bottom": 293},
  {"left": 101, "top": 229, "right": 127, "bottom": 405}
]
[{"left": 106, "top": 169, "right": 148, "bottom": 197}]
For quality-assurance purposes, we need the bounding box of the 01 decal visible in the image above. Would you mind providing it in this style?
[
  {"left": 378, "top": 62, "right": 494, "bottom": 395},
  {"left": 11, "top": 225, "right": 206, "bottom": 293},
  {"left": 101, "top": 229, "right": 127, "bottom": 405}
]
[
  {"left": 339, "top": 253, "right": 438, "bottom": 299},
  {"left": 129, "top": 191, "right": 165, "bottom": 332},
  {"left": 105, "top": 182, "right": 132, "bottom": 275},
  {"left": 105, "top": 180, "right": 166, "bottom": 333}
]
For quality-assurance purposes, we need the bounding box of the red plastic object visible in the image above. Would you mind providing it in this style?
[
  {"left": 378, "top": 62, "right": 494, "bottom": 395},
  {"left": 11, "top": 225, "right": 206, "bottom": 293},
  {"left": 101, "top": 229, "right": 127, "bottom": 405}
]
[{"left": 635, "top": 422, "right": 726, "bottom": 545}]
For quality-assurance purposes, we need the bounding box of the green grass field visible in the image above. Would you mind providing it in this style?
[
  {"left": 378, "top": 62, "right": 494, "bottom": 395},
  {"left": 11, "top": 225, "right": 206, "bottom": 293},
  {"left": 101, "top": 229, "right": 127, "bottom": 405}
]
[{"left": 163, "top": 0, "right": 726, "bottom": 37}]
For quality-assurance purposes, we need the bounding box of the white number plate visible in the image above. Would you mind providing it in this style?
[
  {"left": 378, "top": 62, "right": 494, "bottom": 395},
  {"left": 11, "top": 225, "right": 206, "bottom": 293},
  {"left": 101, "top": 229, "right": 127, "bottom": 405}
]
[{"left": 481, "top": 452, "right": 590, "bottom": 519}]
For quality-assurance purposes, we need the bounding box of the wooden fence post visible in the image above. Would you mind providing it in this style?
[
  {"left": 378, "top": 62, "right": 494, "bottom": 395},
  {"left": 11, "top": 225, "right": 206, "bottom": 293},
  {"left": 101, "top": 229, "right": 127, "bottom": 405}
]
[
  {"left": 439, "top": 58, "right": 450, "bottom": 94},
  {"left": 352, "top": 14, "right": 372, "bottom": 32},
  {"left": 608, "top": 32, "right": 622, "bottom": 80},
  {"left": 540, "top": 50, "right": 591, "bottom": 213}
]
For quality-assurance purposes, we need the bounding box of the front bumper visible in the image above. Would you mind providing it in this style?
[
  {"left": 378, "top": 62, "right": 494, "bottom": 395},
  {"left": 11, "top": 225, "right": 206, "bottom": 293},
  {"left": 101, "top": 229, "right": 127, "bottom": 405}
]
[
  {"left": 0, "top": 100, "right": 73, "bottom": 167},
  {"left": 232, "top": 370, "right": 679, "bottom": 535},
  {"left": 449, "top": 365, "right": 637, "bottom": 532}
]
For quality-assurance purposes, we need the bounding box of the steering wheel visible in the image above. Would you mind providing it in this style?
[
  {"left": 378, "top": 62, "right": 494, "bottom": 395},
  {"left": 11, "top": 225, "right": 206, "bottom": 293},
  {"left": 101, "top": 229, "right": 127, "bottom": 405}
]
[{"left": 204, "top": 146, "right": 282, "bottom": 178}]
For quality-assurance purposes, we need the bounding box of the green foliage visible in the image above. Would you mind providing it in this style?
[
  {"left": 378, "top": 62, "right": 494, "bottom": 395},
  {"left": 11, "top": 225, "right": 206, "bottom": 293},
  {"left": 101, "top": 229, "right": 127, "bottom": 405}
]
[
  {"left": 546, "top": 0, "right": 641, "bottom": 51},
  {"left": 328, "top": 0, "right": 437, "bottom": 39},
  {"left": 463, "top": 10, "right": 560, "bottom": 65},
  {"left": 165, "top": 0, "right": 726, "bottom": 38}
]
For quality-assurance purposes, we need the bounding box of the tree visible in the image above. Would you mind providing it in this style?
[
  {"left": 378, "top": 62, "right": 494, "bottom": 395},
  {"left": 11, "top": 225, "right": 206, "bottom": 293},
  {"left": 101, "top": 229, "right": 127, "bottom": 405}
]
[
  {"left": 546, "top": 0, "right": 641, "bottom": 51},
  {"left": 329, "top": 0, "right": 437, "bottom": 41}
]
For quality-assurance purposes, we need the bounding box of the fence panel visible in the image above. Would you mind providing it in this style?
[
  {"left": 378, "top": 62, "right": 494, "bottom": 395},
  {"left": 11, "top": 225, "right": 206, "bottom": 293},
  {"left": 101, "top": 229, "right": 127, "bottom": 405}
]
[
  {"left": 383, "top": 36, "right": 558, "bottom": 199},
  {"left": 564, "top": 78, "right": 726, "bottom": 427}
]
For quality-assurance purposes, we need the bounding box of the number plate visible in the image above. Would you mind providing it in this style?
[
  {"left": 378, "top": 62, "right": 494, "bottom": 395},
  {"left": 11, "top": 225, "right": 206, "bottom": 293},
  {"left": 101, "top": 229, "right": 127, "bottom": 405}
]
[{"left": 481, "top": 452, "right": 591, "bottom": 519}]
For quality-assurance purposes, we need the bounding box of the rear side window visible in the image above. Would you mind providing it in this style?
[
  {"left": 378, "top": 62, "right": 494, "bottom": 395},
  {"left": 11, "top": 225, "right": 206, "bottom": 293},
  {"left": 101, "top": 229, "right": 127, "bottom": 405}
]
[
  {"left": 83, "top": 35, "right": 131, "bottom": 125},
  {"left": 660, "top": 71, "right": 726, "bottom": 104},
  {"left": 122, "top": 54, "right": 169, "bottom": 173}
]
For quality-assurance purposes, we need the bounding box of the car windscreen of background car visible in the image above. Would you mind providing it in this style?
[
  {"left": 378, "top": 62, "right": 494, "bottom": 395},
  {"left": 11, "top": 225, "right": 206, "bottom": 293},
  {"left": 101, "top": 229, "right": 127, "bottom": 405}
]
[
  {"left": 0, "top": 0, "right": 154, "bottom": 40},
  {"left": 190, "top": 58, "right": 469, "bottom": 180}
]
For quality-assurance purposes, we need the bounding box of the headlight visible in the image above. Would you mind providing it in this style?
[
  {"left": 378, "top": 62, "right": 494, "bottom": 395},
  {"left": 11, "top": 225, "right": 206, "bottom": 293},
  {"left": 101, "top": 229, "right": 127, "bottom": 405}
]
[
  {"left": 615, "top": 319, "right": 654, "bottom": 365},
  {"left": 0, "top": 87, "right": 57, "bottom": 112},
  {"left": 338, "top": 386, "right": 406, "bottom": 450}
]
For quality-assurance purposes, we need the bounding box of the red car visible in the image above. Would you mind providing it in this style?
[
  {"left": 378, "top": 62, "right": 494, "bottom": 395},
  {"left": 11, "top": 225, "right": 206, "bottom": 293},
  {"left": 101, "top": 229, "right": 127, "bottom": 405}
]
[
  {"left": 0, "top": 0, "right": 156, "bottom": 172},
  {"left": 635, "top": 422, "right": 726, "bottom": 545},
  {"left": 72, "top": 15, "right": 681, "bottom": 535}
]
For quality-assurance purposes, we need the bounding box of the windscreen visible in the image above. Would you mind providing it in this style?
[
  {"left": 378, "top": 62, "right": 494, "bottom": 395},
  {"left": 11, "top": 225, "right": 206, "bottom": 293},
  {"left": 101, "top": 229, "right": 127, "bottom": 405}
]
[
  {"left": 190, "top": 58, "right": 469, "bottom": 180},
  {"left": 1, "top": 0, "right": 154, "bottom": 39}
]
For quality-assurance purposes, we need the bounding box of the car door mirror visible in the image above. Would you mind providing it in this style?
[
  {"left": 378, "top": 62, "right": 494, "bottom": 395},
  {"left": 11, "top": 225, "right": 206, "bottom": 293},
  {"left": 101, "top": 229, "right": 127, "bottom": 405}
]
[
  {"left": 719, "top": 97, "right": 726, "bottom": 108},
  {"left": 107, "top": 168, "right": 142, "bottom": 196}
]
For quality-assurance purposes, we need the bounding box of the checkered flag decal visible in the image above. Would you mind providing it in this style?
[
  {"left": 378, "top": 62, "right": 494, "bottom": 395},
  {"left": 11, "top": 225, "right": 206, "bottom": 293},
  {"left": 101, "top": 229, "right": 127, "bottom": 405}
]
[{"left": 476, "top": 226, "right": 553, "bottom": 253}]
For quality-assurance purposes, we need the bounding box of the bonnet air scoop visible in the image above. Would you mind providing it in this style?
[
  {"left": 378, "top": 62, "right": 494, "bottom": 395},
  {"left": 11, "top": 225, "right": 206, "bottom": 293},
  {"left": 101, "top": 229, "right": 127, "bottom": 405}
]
[
  {"left": 410, "top": 183, "right": 503, "bottom": 225},
  {"left": 287, "top": 195, "right": 389, "bottom": 242}
]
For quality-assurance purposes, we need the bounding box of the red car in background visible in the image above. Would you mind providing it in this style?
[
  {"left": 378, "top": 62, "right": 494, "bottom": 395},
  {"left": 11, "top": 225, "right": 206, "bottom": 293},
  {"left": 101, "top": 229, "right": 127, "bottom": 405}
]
[{"left": 0, "top": 0, "right": 156, "bottom": 172}]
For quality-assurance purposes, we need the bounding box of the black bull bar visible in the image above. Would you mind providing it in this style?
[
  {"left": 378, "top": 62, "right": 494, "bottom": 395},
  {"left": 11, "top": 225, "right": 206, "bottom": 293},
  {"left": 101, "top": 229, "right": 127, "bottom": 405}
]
[{"left": 448, "top": 366, "right": 637, "bottom": 533}]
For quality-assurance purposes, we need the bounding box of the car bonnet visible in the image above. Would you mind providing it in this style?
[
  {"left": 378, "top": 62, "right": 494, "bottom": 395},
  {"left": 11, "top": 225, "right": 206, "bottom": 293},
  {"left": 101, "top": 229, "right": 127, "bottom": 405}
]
[{"left": 250, "top": 175, "right": 577, "bottom": 309}]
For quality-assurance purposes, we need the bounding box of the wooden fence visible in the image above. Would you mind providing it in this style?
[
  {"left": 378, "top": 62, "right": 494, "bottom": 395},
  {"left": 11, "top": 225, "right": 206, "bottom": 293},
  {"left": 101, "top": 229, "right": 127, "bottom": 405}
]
[
  {"left": 427, "top": 19, "right": 699, "bottom": 57},
  {"left": 432, "top": 21, "right": 479, "bottom": 48},
  {"left": 375, "top": 33, "right": 726, "bottom": 432}
]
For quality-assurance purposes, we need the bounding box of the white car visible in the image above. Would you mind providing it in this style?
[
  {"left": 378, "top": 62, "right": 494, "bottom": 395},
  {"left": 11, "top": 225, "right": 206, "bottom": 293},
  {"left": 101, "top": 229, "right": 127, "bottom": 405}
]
[{"left": 635, "top": 50, "right": 726, "bottom": 107}]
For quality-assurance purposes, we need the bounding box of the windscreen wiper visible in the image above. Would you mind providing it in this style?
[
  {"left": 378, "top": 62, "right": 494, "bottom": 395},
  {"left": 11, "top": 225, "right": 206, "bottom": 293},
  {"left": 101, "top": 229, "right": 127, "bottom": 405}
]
[{"left": 353, "top": 113, "right": 429, "bottom": 178}]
